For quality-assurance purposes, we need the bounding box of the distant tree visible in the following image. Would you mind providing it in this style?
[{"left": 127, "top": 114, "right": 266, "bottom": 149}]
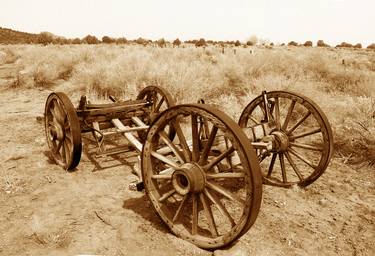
[
  {"left": 102, "top": 36, "right": 115, "bottom": 44},
  {"left": 303, "top": 41, "right": 313, "bottom": 47},
  {"left": 116, "top": 37, "right": 128, "bottom": 44},
  {"left": 83, "top": 35, "right": 100, "bottom": 44},
  {"left": 353, "top": 43, "right": 362, "bottom": 49},
  {"left": 367, "top": 43, "right": 375, "bottom": 50},
  {"left": 288, "top": 41, "right": 299, "bottom": 46},
  {"left": 172, "top": 38, "right": 181, "bottom": 48},
  {"left": 234, "top": 40, "right": 241, "bottom": 47},
  {"left": 157, "top": 38, "right": 166, "bottom": 48},
  {"left": 270, "top": 42, "right": 274, "bottom": 46},
  {"left": 195, "top": 38, "right": 207, "bottom": 47},
  {"left": 37, "top": 32, "right": 54, "bottom": 45},
  {"left": 280, "top": 43, "right": 285, "bottom": 46},
  {"left": 317, "top": 40, "right": 329, "bottom": 47},
  {"left": 72, "top": 38, "right": 82, "bottom": 44}
]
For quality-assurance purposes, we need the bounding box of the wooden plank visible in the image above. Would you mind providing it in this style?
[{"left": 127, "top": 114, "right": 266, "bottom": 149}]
[{"left": 111, "top": 119, "right": 143, "bottom": 152}]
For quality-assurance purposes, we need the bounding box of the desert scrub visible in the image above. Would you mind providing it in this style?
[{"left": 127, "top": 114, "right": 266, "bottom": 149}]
[{"left": 5, "top": 44, "right": 375, "bottom": 165}]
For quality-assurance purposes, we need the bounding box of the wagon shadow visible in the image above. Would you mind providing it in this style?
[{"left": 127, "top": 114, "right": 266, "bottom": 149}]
[
  {"left": 82, "top": 135, "right": 139, "bottom": 174},
  {"left": 122, "top": 194, "right": 170, "bottom": 234}
]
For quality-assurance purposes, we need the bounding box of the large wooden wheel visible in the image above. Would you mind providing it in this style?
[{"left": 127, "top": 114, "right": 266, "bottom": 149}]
[
  {"left": 136, "top": 86, "right": 175, "bottom": 141},
  {"left": 44, "top": 92, "right": 82, "bottom": 171},
  {"left": 141, "top": 104, "right": 262, "bottom": 249},
  {"left": 239, "top": 91, "right": 333, "bottom": 187}
]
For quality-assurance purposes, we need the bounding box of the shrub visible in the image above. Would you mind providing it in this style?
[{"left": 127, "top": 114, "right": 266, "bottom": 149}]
[
  {"left": 102, "top": 36, "right": 115, "bottom": 44},
  {"left": 317, "top": 40, "right": 329, "bottom": 47},
  {"left": 366, "top": 43, "right": 375, "bottom": 50},
  {"left": 337, "top": 42, "right": 353, "bottom": 48},
  {"left": 157, "top": 38, "right": 166, "bottom": 48},
  {"left": 354, "top": 43, "right": 362, "bottom": 49},
  {"left": 37, "top": 32, "right": 54, "bottom": 45},
  {"left": 72, "top": 38, "right": 82, "bottom": 44},
  {"left": 116, "top": 37, "right": 128, "bottom": 44},
  {"left": 83, "top": 35, "right": 100, "bottom": 44},
  {"left": 172, "top": 38, "right": 181, "bottom": 48},
  {"left": 246, "top": 41, "right": 253, "bottom": 46},
  {"left": 195, "top": 38, "right": 207, "bottom": 47},
  {"left": 303, "top": 41, "right": 313, "bottom": 47},
  {"left": 288, "top": 41, "right": 298, "bottom": 46},
  {"left": 234, "top": 40, "right": 241, "bottom": 47}
]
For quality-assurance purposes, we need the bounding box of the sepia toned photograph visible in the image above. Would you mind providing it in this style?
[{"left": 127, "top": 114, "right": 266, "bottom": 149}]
[{"left": 0, "top": 0, "right": 374, "bottom": 255}]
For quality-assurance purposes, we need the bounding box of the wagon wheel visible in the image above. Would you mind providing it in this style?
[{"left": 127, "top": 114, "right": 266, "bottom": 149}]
[
  {"left": 238, "top": 91, "right": 333, "bottom": 187},
  {"left": 142, "top": 104, "right": 262, "bottom": 249},
  {"left": 44, "top": 92, "right": 82, "bottom": 171},
  {"left": 136, "top": 86, "right": 176, "bottom": 141}
]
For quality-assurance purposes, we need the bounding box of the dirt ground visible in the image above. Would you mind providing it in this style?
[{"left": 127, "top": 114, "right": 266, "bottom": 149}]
[{"left": 0, "top": 62, "right": 374, "bottom": 256}]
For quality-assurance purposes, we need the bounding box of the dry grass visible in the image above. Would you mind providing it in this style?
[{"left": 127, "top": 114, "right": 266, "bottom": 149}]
[{"left": 2, "top": 44, "right": 375, "bottom": 165}]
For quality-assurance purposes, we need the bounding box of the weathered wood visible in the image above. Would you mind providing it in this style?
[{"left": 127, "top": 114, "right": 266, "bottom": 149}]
[
  {"left": 85, "top": 99, "right": 149, "bottom": 109},
  {"left": 111, "top": 119, "right": 143, "bottom": 152}
]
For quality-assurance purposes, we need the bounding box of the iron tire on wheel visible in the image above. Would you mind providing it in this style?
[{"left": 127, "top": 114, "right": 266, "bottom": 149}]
[
  {"left": 44, "top": 92, "right": 82, "bottom": 171},
  {"left": 239, "top": 91, "right": 334, "bottom": 187},
  {"left": 141, "top": 104, "right": 262, "bottom": 249}
]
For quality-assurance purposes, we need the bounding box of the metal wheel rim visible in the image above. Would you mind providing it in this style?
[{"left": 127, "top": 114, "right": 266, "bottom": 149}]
[
  {"left": 239, "top": 91, "right": 333, "bottom": 187},
  {"left": 142, "top": 104, "right": 262, "bottom": 249}
]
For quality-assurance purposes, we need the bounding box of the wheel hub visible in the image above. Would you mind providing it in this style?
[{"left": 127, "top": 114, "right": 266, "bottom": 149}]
[
  {"left": 270, "top": 131, "right": 289, "bottom": 152},
  {"left": 172, "top": 163, "right": 206, "bottom": 195}
]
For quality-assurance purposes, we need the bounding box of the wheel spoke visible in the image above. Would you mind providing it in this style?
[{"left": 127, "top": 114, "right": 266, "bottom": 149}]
[
  {"left": 172, "top": 194, "right": 189, "bottom": 223},
  {"left": 154, "top": 96, "right": 165, "bottom": 112},
  {"left": 274, "top": 97, "right": 281, "bottom": 129},
  {"left": 199, "top": 193, "right": 218, "bottom": 237},
  {"left": 191, "top": 115, "right": 200, "bottom": 162},
  {"left": 206, "top": 181, "right": 245, "bottom": 206},
  {"left": 248, "top": 115, "right": 261, "bottom": 125},
  {"left": 290, "top": 142, "right": 323, "bottom": 152},
  {"left": 284, "top": 151, "right": 304, "bottom": 181},
  {"left": 151, "top": 174, "right": 172, "bottom": 180},
  {"left": 54, "top": 140, "right": 63, "bottom": 154},
  {"left": 266, "top": 153, "right": 277, "bottom": 177},
  {"left": 192, "top": 193, "right": 198, "bottom": 235},
  {"left": 64, "top": 140, "right": 71, "bottom": 165},
  {"left": 158, "top": 189, "right": 176, "bottom": 202},
  {"left": 61, "top": 141, "right": 66, "bottom": 163},
  {"left": 151, "top": 151, "right": 183, "bottom": 170},
  {"left": 172, "top": 119, "right": 192, "bottom": 162},
  {"left": 287, "top": 111, "right": 311, "bottom": 135},
  {"left": 159, "top": 131, "right": 185, "bottom": 163},
  {"left": 282, "top": 100, "right": 296, "bottom": 130},
  {"left": 204, "top": 147, "right": 234, "bottom": 171},
  {"left": 204, "top": 188, "right": 236, "bottom": 227},
  {"left": 288, "top": 148, "right": 317, "bottom": 169},
  {"left": 206, "top": 172, "right": 245, "bottom": 179},
  {"left": 279, "top": 153, "right": 287, "bottom": 183},
  {"left": 198, "top": 126, "right": 218, "bottom": 165},
  {"left": 289, "top": 128, "right": 321, "bottom": 140}
]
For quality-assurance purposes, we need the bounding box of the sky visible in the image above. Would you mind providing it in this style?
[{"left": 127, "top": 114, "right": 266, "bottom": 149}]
[{"left": 1, "top": 0, "right": 374, "bottom": 46}]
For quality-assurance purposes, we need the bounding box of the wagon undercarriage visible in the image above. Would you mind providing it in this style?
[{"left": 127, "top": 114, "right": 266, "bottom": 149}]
[{"left": 44, "top": 86, "right": 333, "bottom": 249}]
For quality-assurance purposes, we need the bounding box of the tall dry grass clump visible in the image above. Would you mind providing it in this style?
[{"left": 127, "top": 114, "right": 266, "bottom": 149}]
[{"left": 5, "top": 44, "right": 375, "bottom": 165}]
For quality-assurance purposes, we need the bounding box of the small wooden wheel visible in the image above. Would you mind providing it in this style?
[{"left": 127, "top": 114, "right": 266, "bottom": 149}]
[
  {"left": 141, "top": 104, "right": 262, "bottom": 249},
  {"left": 239, "top": 91, "right": 334, "bottom": 187},
  {"left": 44, "top": 92, "right": 82, "bottom": 171},
  {"left": 136, "top": 86, "right": 175, "bottom": 141}
]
